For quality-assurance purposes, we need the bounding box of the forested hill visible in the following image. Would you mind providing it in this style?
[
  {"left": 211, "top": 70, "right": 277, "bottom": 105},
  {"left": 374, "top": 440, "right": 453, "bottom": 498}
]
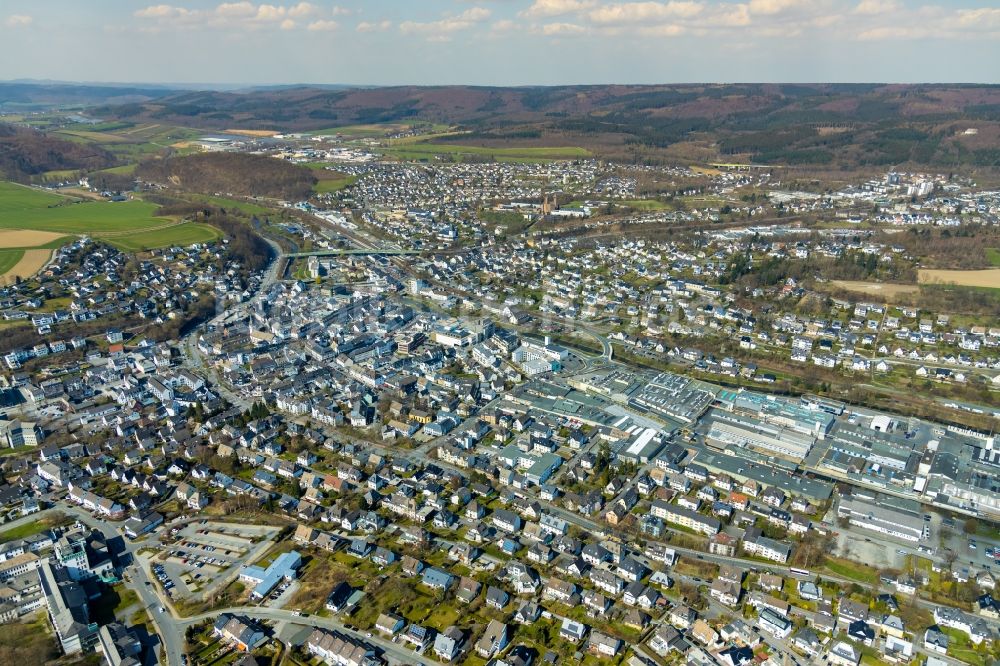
[
  {"left": 90, "top": 83, "right": 1000, "bottom": 169},
  {"left": 136, "top": 152, "right": 317, "bottom": 200},
  {"left": 0, "top": 124, "right": 115, "bottom": 180}
]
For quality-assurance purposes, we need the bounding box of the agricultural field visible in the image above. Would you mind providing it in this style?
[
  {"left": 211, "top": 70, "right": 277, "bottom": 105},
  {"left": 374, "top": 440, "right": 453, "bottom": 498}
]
[
  {"left": 309, "top": 121, "right": 452, "bottom": 137},
  {"left": 1, "top": 250, "right": 53, "bottom": 282},
  {"left": 0, "top": 182, "right": 165, "bottom": 234},
  {"left": 51, "top": 121, "right": 203, "bottom": 164},
  {"left": 223, "top": 128, "right": 279, "bottom": 137},
  {"left": 0, "top": 251, "right": 24, "bottom": 276},
  {"left": 918, "top": 268, "right": 1000, "bottom": 289},
  {"left": 0, "top": 182, "right": 222, "bottom": 258}
]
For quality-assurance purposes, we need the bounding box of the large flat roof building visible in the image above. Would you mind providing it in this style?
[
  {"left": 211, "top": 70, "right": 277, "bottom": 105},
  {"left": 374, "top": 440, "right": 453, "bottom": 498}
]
[
  {"left": 38, "top": 560, "right": 99, "bottom": 655},
  {"left": 838, "top": 495, "right": 926, "bottom": 543}
]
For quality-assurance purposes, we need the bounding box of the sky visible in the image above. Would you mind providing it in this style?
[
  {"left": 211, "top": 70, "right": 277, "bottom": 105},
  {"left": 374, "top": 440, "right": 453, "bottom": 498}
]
[{"left": 1, "top": 0, "right": 999, "bottom": 86}]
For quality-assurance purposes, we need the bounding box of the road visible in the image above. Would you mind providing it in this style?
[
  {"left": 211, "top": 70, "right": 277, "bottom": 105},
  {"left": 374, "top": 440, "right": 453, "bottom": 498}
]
[
  {"left": 52, "top": 504, "right": 187, "bottom": 666},
  {"left": 180, "top": 606, "right": 440, "bottom": 666},
  {"left": 46, "top": 502, "right": 443, "bottom": 666}
]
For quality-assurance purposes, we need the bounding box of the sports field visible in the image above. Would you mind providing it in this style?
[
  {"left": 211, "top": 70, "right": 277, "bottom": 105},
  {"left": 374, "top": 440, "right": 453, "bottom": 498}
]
[{"left": 827, "top": 280, "right": 920, "bottom": 298}]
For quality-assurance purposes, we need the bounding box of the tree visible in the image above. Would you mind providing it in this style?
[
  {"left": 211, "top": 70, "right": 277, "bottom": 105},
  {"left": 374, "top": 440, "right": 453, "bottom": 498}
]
[{"left": 964, "top": 518, "right": 979, "bottom": 535}]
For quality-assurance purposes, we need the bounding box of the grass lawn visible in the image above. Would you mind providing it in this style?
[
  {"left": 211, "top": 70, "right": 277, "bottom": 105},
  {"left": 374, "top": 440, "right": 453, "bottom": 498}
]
[
  {"left": 0, "top": 250, "right": 24, "bottom": 274},
  {"left": 41, "top": 169, "right": 80, "bottom": 179},
  {"left": 95, "top": 164, "right": 138, "bottom": 176},
  {"left": 179, "top": 193, "right": 274, "bottom": 217},
  {"left": 0, "top": 443, "right": 36, "bottom": 457},
  {"left": 825, "top": 557, "right": 879, "bottom": 585},
  {"left": 36, "top": 296, "right": 73, "bottom": 311},
  {"left": 941, "top": 626, "right": 995, "bottom": 666},
  {"left": 115, "top": 586, "right": 139, "bottom": 613},
  {"left": 107, "top": 222, "right": 222, "bottom": 252},
  {"left": 0, "top": 516, "right": 65, "bottom": 542},
  {"left": 314, "top": 175, "right": 358, "bottom": 194},
  {"left": 423, "top": 603, "right": 460, "bottom": 630},
  {"left": 986, "top": 248, "right": 1000, "bottom": 267}
]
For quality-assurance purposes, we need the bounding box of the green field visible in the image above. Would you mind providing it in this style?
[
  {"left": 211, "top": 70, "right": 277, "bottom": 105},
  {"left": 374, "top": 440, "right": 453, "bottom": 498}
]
[
  {"left": 0, "top": 182, "right": 166, "bottom": 234},
  {"left": 108, "top": 222, "right": 222, "bottom": 252},
  {"left": 0, "top": 519, "right": 51, "bottom": 543},
  {"left": 0, "top": 182, "right": 226, "bottom": 251},
  {"left": 0, "top": 250, "right": 24, "bottom": 274},
  {"left": 380, "top": 142, "right": 591, "bottom": 162},
  {"left": 314, "top": 175, "right": 358, "bottom": 194},
  {"left": 180, "top": 193, "right": 274, "bottom": 217},
  {"left": 824, "top": 557, "right": 879, "bottom": 585},
  {"left": 987, "top": 248, "right": 1000, "bottom": 267},
  {"left": 95, "top": 163, "right": 138, "bottom": 176}
]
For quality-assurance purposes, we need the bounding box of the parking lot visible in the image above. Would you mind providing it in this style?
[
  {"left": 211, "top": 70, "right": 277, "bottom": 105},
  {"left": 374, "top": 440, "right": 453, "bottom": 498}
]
[{"left": 152, "top": 520, "right": 281, "bottom": 601}]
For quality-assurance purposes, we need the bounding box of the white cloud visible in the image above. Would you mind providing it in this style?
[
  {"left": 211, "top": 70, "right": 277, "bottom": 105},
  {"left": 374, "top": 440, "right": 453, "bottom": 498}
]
[
  {"left": 134, "top": 5, "right": 190, "bottom": 19},
  {"left": 331, "top": 6, "right": 352, "bottom": 16},
  {"left": 133, "top": 2, "right": 320, "bottom": 30},
  {"left": 4, "top": 14, "right": 33, "bottom": 27},
  {"left": 521, "top": 0, "right": 595, "bottom": 19},
  {"left": 288, "top": 2, "right": 319, "bottom": 18},
  {"left": 588, "top": 2, "right": 704, "bottom": 25},
  {"left": 950, "top": 7, "right": 1000, "bottom": 30},
  {"left": 356, "top": 20, "right": 391, "bottom": 32},
  {"left": 307, "top": 18, "right": 338, "bottom": 31},
  {"left": 856, "top": 25, "right": 928, "bottom": 40},
  {"left": 852, "top": 0, "right": 900, "bottom": 15},
  {"left": 541, "top": 21, "right": 587, "bottom": 35},
  {"left": 215, "top": 2, "right": 257, "bottom": 20},
  {"left": 747, "top": 0, "right": 806, "bottom": 16},
  {"left": 400, "top": 7, "right": 492, "bottom": 36}
]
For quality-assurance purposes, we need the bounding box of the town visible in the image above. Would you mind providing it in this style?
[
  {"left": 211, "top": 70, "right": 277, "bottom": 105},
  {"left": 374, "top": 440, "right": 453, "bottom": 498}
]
[{"left": 0, "top": 141, "right": 999, "bottom": 666}]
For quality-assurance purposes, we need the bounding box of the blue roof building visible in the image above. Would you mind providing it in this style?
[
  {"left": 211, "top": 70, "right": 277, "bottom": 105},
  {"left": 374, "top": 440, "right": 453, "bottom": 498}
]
[
  {"left": 421, "top": 567, "right": 454, "bottom": 590},
  {"left": 239, "top": 550, "right": 302, "bottom": 599}
]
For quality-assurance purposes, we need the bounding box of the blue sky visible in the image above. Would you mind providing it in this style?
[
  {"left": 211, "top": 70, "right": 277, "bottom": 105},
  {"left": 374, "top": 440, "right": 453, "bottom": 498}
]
[{"left": 1, "top": 0, "right": 999, "bottom": 85}]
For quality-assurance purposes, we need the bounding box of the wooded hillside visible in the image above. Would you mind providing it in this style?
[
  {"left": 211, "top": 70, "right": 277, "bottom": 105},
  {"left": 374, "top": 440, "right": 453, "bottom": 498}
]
[
  {"left": 136, "top": 152, "right": 316, "bottom": 200},
  {"left": 0, "top": 124, "right": 115, "bottom": 180}
]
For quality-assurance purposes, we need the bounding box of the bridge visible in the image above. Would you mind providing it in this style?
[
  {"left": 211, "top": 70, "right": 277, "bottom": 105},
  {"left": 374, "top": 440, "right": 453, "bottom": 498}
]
[{"left": 285, "top": 248, "right": 420, "bottom": 258}]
